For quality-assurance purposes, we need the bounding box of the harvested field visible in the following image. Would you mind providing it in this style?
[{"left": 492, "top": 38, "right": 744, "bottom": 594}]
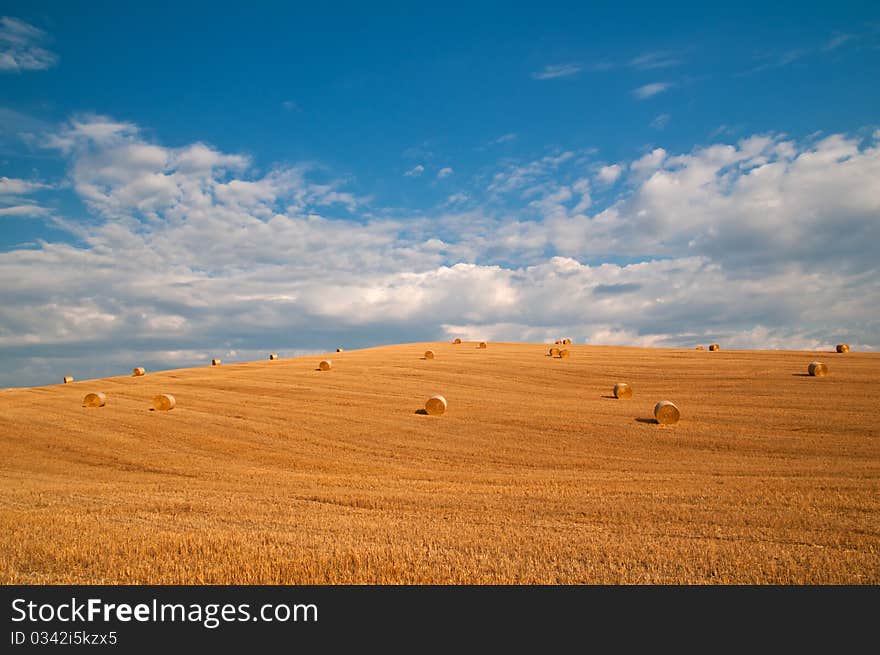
[{"left": 1, "top": 342, "right": 878, "bottom": 584}]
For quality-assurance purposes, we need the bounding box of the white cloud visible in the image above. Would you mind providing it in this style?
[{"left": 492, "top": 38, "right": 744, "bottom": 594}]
[
  {"left": 531, "top": 63, "right": 582, "bottom": 80},
  {"left": 404, "top": 164, "right": 424, "bottom": 177},
  {"left": 1, "top": 118, "right": 878, "bottom": 386},
  {"left": 596, "top": 164, "right": 623, "bottom": 185},
  {"left": 0, "top": 16, "right": 57, "bottom": 72},
  {"left": 282, "top": 100, "right": 300, "bottom": 111},
  {"left": 437, "top": 167, "right": 453, "bottom": 179},
  {"left": 650, "top": 113, "right": 671, "bottom": 130},
  {"left": 447, "top": 192, "right": 468, "bottom": 205},
  {"left": 630, "top": 52, "right": 680, "bottom": 70},
  {"left": 632, "top": 82, "right": 673, "bottom": 99},
  {"left": 490, "top": 133, "right": 518, "bottom": 145}
]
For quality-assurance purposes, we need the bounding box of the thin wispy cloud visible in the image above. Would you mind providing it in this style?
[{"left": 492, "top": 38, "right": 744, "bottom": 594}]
[
  {"left": 632, "top": 82, "right": 672, "bottom": 99},
  {"left": 0, "top": 16, "right": 57, "bottom": 72},
  {"left": 531, "top": 63, "right": 582, "bottom": 79},
  {"left": 404, "top": 164, "right": 424, "bottom": 177},
  {"left": 629, "top": 51, "right": 681, "bottom": 70},
  {"left": 650, "top": 113, "right": 671, "bottom": 130},
  {"left": 824, "top": 32, "right": 855, "bottom": 51},
  {"left": 281, "top": 100, "right": 300, "bottom": 112},
  {"left": 490, "top": 133, "right": 518, "bottom": 145}
]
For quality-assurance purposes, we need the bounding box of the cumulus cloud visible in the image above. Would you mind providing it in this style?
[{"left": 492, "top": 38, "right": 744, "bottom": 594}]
[
  {"left": 404, "top": 164, "right": 424, "bottom": 177},
  {"left": 437, "top": 167, "right": 453, "bottom": 179},
  {"left": 531, "top": 63, "right": 582, "bottom": 79},
  {"left": 1, "top": 117, "right": 878, "bottom": 386},
  {"left": 0, "top": 17, "right": 57, "bottom": 72},
  {"left": 633, "top": 82, "right": 673, "bottom": 99}
]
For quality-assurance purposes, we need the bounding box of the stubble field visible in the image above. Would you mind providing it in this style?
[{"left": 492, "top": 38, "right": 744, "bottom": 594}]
[{"left": 1, "top": 342, "right": 877, "bottom": 583}]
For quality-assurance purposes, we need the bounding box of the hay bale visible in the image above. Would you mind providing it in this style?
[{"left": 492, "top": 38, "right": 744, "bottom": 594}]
[
  {"left": 152, "top": 393, "right": 175, "bottom": 411},
  {"left": 654, "top": 400, "right": 680, "bottom": 425},
  {"left": 613, "top": 383, "right": 632, "bottom": 399},
  {"left": 211, "top": 358, "right": 222, "bottom": 366},
  {"left": 425, "top": 394, "right": 447, "bottom": 416},
  {"left": 319, "top": 360, "right": 332, "bottom": 371},
  {"left": 808, "top": 361, "right": 828, "bottom": 377},
  {"left": 82, "top": 392, "right": 106, "bottom": 408},
  {"left": 424, "top": 350, "right": 435, "bottom": 359},
  {"left": 562, "top": 338, "right": 571, "bottom": 345},
  {"left": 337, "top": 347, "right": 344, "bottom": 352},
  {"left": 269, "top": 354, "right": 278, "bottom": 360},
  {"left": 708, "top": 344, "right": 720, "bottom": 351},
  {"left": 453, "top": 338, "right": 461, "bottom": 344},
  {"left": 63, "top": 376, "right": 74, "bottom": 384},
  {"left": 559, "top": 349, "right": 570, "bottom": 358},
  {"left": 695, "top": 346, "right": 705, "bottom": 350},
  {"left": 549, "top": 347, "right": 560, "bottom": 357},
  {"left": 836, "top": 344, "right": 849, "bottom": 353},
  {"left": 132, "top": 367, "right": 146, "bottom": 376},
  {"left": 555, "top": 340, "right": 562, "bottom": 345},
  {"left": 478, "top": 342, "right": 487, "bottom": 349}
]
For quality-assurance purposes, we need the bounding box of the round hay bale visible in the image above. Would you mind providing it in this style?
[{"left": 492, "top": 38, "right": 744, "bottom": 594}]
[
  {"left": 269, "top": 354, "right": 278, "bottom": 360},
  {"left": 654, "top": 400, "right": 680, "bottom": 425},
  {"left": 453, "top": 338, "right": 461, "bottom": 344},
  {"left": 555, "top": 340, "right": 562, "bottom": 345},
  {"left": 63, "top": 376, "right": 74, "bottom": 384},
  {"left": 835, "top": 344, "right": 849, "bottom": 353},
  {"left": 152, "top": 393, "right": 175, "bottom": 411},
  {"left": 211, "top": 358, "right": 222, "bottom": 366},
  {"left": 613, "top": 383, "right": 633, "bottom": 399},
  {"left": 82, "top": 392, "right": 106, "bottom": 408},
  {"left": 337, "top": 347, "right": 344, "bottom": 352},
  {"left": 549, "top": 347, "right": 560, "bottom": 357},
  {"left": 424, "top": 350, "right": 435, "bottom": 359},
  {"left": 562, "top": 338, "right": 571, "bottom": 345},
  {"left": 708, "top": 344, "right": 720, "bottom": 351},
  {"left": 478, "top": 342, "right": 487, "bottom": 349},
  {"left": 425, "top": 394, "right": 447, "bottom": 416},
  {"left": 559, "top": 349, "right": 570, "bottom": 358},
  {"left": 319, "top": 360, "right": 332, "bottom": 371},
  {"left": 695, "top": 346, "right": 705, "bottom": 350},
  {"left": 808, "top": 361, "right": 827, "bottom": 377},
  {"left": 132, "top": 367, "right": 146, "bottom": 376}
]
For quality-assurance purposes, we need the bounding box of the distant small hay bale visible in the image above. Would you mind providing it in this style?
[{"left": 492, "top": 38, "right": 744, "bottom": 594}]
[
  {"left": 836, "top": 344, "right": 849, "bottom": 353},
  {"left": 269, "top": 354, "right": 278, "bottom": 360},
  {"left": 695, "top": 346, "right": 705, "bottom": 350},
  {"left": 808, "top": 361, "right": 828, "bottom": 377},
  {"left": 562, "top": 338, "right": 571, "bottom": 345},
  {"left": 654, "top": 400, "right": 680, "bottom": 425},
  {"left": 478, "top": 342, "right": 487, "bottom": 349},
  {"left": 211, "top": 358, "right": 222, "bottom": 366},
  {"left": 319, "top": 360, "right": 332, "bottom": 371},
  {"left": 132, "top": 367, "right": 146, "bottom": 376},
  {"left": 337, "top": 347, "right": 344, "bottom": 352},
  {"left": 152, "top": 393, "right": 175, "bottom": 411},
  {"left": 63, "top": 376, "right": 74, "bottom": 384},
  {"left": 453, "top": 338, "right": 462, "bottom": 344},
  {"left": 549, "top": 347, "right": 560, "bottom": 356},
  {"left": 613, "top": 383, "right": 633, "bottom": 399},
  {"left": 82, "top": 392, "right": 106, "bottom": 408},
  {"left": 708, "top": 344, "right": 720, "bottom": 351},
  {"left": 425, "top": 394, "right": 447, "bottom": 416},
  {"left": 559, "top": 349, "right": 570, "bottom": 358},
  {"left": 424, "top": 350, "right": 435, "bottom": 359},
  {"left": 555, "top": 340, "right": 562, "bottom": 345}
]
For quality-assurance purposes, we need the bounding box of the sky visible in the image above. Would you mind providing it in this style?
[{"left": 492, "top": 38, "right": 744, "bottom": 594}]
[{"left": 1, "top": 1, "right": 879, "bottom": 387}]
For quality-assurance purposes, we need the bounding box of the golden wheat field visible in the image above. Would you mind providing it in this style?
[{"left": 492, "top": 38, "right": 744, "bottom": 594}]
[{"left": 1, "top": 342, "right": 878, "bottom": 584}]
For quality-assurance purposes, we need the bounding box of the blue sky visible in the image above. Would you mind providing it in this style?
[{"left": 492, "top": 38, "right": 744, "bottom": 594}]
[{"left": 1, "top": 2, "right": 879, "bottom": 386}]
